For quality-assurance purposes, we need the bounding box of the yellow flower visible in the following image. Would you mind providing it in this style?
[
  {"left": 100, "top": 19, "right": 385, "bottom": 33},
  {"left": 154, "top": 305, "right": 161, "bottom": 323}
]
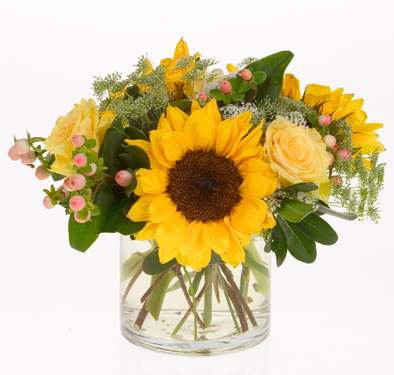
[
  {"left": 263, "top": 116, "right": 331, "bottom": 188},
  {"left": 160, "top": 38, "right": 200, "bottom": 99},
  {"left": 282, "top": 77, "right": 385, "bottom": 156},
  {"left": 44, "top": 99, "right": 113, "bottom": 176},
  {"left": 127, "top": 99, "right": 278, "bottom": 271},
  {"left": 281, "top": 73, "right": 301, "bottom": 101},
  {"left": 227, "top": 63, "right": 238, "bottom": 73}
]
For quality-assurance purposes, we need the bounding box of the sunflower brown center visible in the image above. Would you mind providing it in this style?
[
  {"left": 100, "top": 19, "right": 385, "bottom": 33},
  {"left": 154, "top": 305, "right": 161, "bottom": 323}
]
[{"left": 166, "top": 149, "right": 243, "bottom": 222}]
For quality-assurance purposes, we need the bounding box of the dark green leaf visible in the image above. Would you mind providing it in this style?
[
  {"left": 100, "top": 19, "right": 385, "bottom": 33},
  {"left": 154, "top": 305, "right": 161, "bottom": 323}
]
[
  {"left": 51, "top": 172, "right": 66, "bottom": 181},
  {"left": 98, "top": 127, "right": 128, "bottom": 176},
  {"left": 277, "top": 216, "right": 317, "bottom": 264},
  {"left": 264, "top": 230, "right": 273, "bottom": 253},
  {"left": 122, "top": 144, "right": 150, "bottom": 169},
  {"left": 116, "top": 217, "right": 146, "bottom": 236},
  {"left": 278, "top": 182, "right": 318, "bottom": 193},
  {"left": 58, "top": 196, "right": 70, "bottom": 209},
  {"left": 85, "top": 139, "right": 97, "bottom": 149},
  {"left": 230, "top": 91, "right": 245, "bottom": 102},
  {"left": 124, "top": 126, "right": 149, "bottom": 141},
  {"left": 124, "top": 85, "right": 140, "bottom": 100},
  {"left": 277, "top": 198, "right": 314, "bottom": 222},
  {"left": 169, "top": 100, "right": 192, "bottom": 112},
  {"left": 295, "top": 213, "right": 338, "bottom": 246},
  {"left": 91, "top": 182, "right": 114, "bottom": 233},
  {"left": 247, "top": 51, "right": 294, "bottom": 102},
  {"left": 110, "top": 117, "right": 126, "bottom": 132},
  {"left": 274, "top": 222, "right": 288, "bottom": 267},
  {"left": 253, "top": 71, "right": 267, "bottom": 84},
  {"left": 142, "top": 250, "right": 177, "bottom": 275},
  {"left": 68, "top": 215, "right": 98, "bottom": 252},
  {"left": 124, "top": 170, "right": 137, "bottom": 197},
  {"left": 317, "top": 203, "right": 358, "bottom": 221},
  {"left": 223, "top": 95, "right": 232, "bottom": 105},
  {"left": 101, "top": 198, "right": 134, "bottom": 233}
]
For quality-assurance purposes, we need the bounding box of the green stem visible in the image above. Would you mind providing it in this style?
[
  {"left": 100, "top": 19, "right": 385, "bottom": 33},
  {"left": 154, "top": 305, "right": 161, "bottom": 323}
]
[
  {"left": 217, "top": 271, "right": 241, "bottom": 334},
  {"left": 240, "top": 264, "right": 250, "bottom": 302},
  {"left": 203, "top": 268, "right": 212, "bottom": 328},
  {"left": 183, "top": 266, "right": 197, "bottom": 341},
  {"left": 192, "top": 270, "right": 203, "bottom": 294}
]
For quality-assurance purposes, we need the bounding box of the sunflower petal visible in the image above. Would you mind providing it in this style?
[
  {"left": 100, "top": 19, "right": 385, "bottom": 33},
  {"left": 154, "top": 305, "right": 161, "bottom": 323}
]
[
  {"left": 332, "top": 98, "right": 364, "bottom": 119},
  {"left": 150, "top": 129, "right": 173, "bottom": 169},
  {"left": 157, "top": 113, "right": 173, "bottom": 131},
  {"left": 184, "top": 109, "right": 216, "bottom": 150},
  {"left": 148, "top": 194, "right": 177, "bottom": 223},
  {"left": 203, "top": 221, "right": 229, "bottom": 255},
  {"left": 201, "top": 98, "right": 222, "bottom": 126},
  {"left": 166, "top": 105, "right": 189, "bottom": 132},
  {"left": 127, "top": 194, "right": 156, "bottom": 222},
  {"left": 179, "top": 221, "right": 211, "bottom": 256},
  {"left": 155, "top": 212, "right": 188, "bottom": 250},
  {"left": 135, "top": 168, "right": 168, "bottom": 195},
  {"left": 161, "top": 131, "right": 188, "bottom": 161},
  {"left": 134, "top": 222, "right": 159, "bottom": 241}
]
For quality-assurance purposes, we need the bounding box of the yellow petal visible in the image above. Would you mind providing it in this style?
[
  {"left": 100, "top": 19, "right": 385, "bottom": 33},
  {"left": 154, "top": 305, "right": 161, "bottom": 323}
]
[
  {"left": 150, "top": 129, "right": 173, "bottom": 169},
  {"left": 281, "top": 73, "right": 301, "bottom": 101},
  {"left": 201, "top": 98, "right": 222, "bottom": 126},
  {"left": 303, "top": 84, "right": 331, "bottom": 107},
  {"left": 127, "top": 194, "right": 156, "bottom": 222},
  {"left": 332, "top": 98, "right": 364, "bottom": 119},
  {"left": 231, "top": 123, "right": 263, "bottom": 163},
  {"left": 177, "top": 250, "right": 212, "bottom": 272},
  {"left": 166, "top": 105, "right": 189, "bottom": 132},
  {"left": 235, "top": 111, "right": 253, "bottom": 132},
  {"left": 215, "top": 118, "right": 241, "bottom": 155},
  {"left": 135, "top": 168, "right": 168, "bottom": 195},
  {"left": 191, "top": 100, "right": 201, "bottom": 113},
  {"left": 227, "top": 63, "right": 238, "bottom": 73},
  {"left": 134, "top": 222, "right": 159, "bottom": 241},
  {"left": 124, "top": 139, "right": 164, "bottom": 171},
  {"left": 184, "top": 110, "right": 216, "bottom": 150},
  {"left": 240, "top": 170, "right": 278, "bottom": 199},
  {"left": 157, "top": 113, "right": 173, "bottom": 131},
  {"left": 159, "top": 245, "right": 180, "bottom": 264},
  {"left": 148, "top": 194, "right": 177, "bottom": 223},
  {"left": 155, "top": 212, "right": 188, "bottom": 251},
  {"left": 161, "top": 131, "right": 188, "bottom": 161},
  {"left": 353, "top": 122, "right": 383, "bottom": 133},
  {"left": 230, "top": 197, "right": 268, "bottom": 234},
  {"left": 203, "top": 221, "right": 229, "bottom": 255},
  {"left": 179, "top": 221, "right": 211, "bottom": 257},
  {"left": 346, "top": 110, "right": 368, "bottom": 128},
  {"left": 262, "top": 213, "right": 276, "bottom": 229},
  {"left": 169, "top": 38, "right": 190, "bottom": 71},
  {"left": 223, "top": 216, "right": 250, "bottom": 248}
]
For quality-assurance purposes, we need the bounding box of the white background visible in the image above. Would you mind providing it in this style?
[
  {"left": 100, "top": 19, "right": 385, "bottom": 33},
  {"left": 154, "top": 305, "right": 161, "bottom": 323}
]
[{"left": 1, "top": 1, "right": 394, "bottom": 374}]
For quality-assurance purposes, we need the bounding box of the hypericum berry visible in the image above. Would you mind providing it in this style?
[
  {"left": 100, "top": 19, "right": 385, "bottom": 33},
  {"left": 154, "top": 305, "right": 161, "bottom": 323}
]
[
  {"left": 328, "top": 152, "right": 334, "bottom": 167},
  {"left": 84, "top": 163, "right": 97, "bottom": 177},
  {"left": 115, "top": 170, "right": 133, "bottom": 187},
  {"left": 57, "top": 185, "right": 70, "bottom": 198},
  {"left": 332, "top": 144, "right": 338, "bottom": 152},
  {"left": 71, "top": 135, "right": 85, "bottom": 148},
  {"left": 35, "top": 165, "right": 51, "bottom": 181},
  {"left": 8, "top": 146, "right": 21, "bottom": 161},
  {"left": 198, "top": 93, "right": 208, "bottom": 101},
  {"left": 241, "top": 69, "right": 253, "bottom": 81},
  {"left": 220, "top": 81, "right": 232, "bottom": 94},
  {"left": 69, "top": 196, "right": 86, "bottom": 211},
  {"left": 323, "top": 135, "right": 337, "bottom": 148},
  {"left": 73, "top": 154, "right": 87, "bottom": 167},
  {"left": 211, "top": 68, "right": 224, "bottom": 75},
  {"left": 336, "top": 149, "right": 350, "bottom": 161},
  {"left": 43, "top": 195, "right": 56, "bottom": 209},
  {"left": 69, "top": 174, "right": 86, "bottom": 190},
  {"left": 13, "top": 138, "right": 30, "bottom": 155},
  {"left": 330, "top": 176, "right": 343, "bottom": 186},
  {"left": 21, "top": 150, "right": 37, "bottom": 165},
  {"left": 318, "top": 115, "right": 332, "bottom": 126},
  {"left": 63, "top": 177, "right": 73, "bottom": 192},
  {"left": 75, "top": 210, "right": 91, "bottom": 223}
]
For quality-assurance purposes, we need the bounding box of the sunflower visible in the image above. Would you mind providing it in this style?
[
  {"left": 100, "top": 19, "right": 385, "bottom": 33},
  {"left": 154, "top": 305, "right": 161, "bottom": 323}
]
[
  {"left": 281, "top": 74, "right": 385, "bottom": 155},
  {"left": 126, "top": 99, "right": 278, "bottom": 271}
]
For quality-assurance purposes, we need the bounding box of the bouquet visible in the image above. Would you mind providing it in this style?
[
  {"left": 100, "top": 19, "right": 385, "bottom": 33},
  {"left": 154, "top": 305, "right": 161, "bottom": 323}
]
[{"left": 8, "top": 38, "right": 385, "bottom": 351}]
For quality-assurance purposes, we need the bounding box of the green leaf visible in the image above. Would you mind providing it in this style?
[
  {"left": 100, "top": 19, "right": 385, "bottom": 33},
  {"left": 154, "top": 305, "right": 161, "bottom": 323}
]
[
  {"left": 123, "top": 85, "right": 140, "bottom": 100},
  {"left": 169, "top": 100, "right": 192, "bottom": 112},
  {"left": 230, "top": 91, "right": 245, "bottom": 102},
  {"left": 253, "top": 71, "right": 267, "bottom": 84},
  {"left": 116, "top": 218, "right": 146, "bottom": 236},
  {"left": 77, "top": 206, "right": 89, "bottom": 221},
  {"left": 85, "top": 139, "right": 97, "bottom": 149},
  {"left": 209, "top": 252, "right": 224, "bottom": 265},
  {"left": 237, "top": 81, "right": 251, "bottom": 93},
  {"left": 120, "top": 249, "right": 154, "bottom": 282},
  {"left": 51, "top": 172, "right": 66, "bottom": 181},
  {"left": 58, "top": 196, "right": 70, "bottom": 209},
  {"left": 210, "top": 89, "right": 224, "bottom": 101},
  {"left": 295, "top": 213, "right": 338, "bottom": 246},
  {"left": 124, "top": 126, "right": 149, "bottom": 141},
  {"left": 101, "top": 198, "right": 134, "bottom": 233},
  {"left": 222, "top": 95, "right": 232, "bottom": 105},
  {"left": 68, "top": 215, "right": 98, "bottom": 252},
  {"left": 278, "top": 182, "right": 318, "bottom": 193},
  {"left": 98, "top": 127, "right": 128, "bottom": 176},
  {"left": 247, "top": 51, "right": 294, "bottom": 102},
  {"left": 174, "top": 82, "right": 185, "bottom": 100},
  {"left": 277, "top": 198, "right": 314, "bottom": 223},
  {"left": 277, "top": 216, "right": 317, "bottom": 264},
  {"left": 272, "top": 223, "right": 287, "bottom": 267},
  {"left": 264, "top": 231, "right": 273, "bottom": 253},
  {"left": 124, "top": 170, "right": 137, "bottom": 197},
  {"left": 91, "top": 182, "right": 114, "bottom": 233},
  {"left": 110, "top": 117, "right": 126, "bottom": 132},
  {"left": 316, "top": 203, "right": 358, "bottom": 221},
  {"left": 228, "top": 78, "right": 241, "bottom": 88},
  {"left": 142, "top": 250, "right": 177, "bottom": 275},
  {"left": 122, "top": 144, "right": 150, "bottom": 169},
  {"left": 77, "top": 164, "right": 92, "bottom": 174},
  {"left": 309, "top": 112, "right": 319, "bottom": 125}
]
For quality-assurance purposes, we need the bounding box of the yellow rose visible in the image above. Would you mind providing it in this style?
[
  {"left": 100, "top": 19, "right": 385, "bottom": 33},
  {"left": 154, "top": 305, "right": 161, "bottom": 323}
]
[
  {"left": 263, "top": 116, "right": 331, "bottom": 188},
  {"left": 44, "top": 99, "right": 113, "bottom": 177}
]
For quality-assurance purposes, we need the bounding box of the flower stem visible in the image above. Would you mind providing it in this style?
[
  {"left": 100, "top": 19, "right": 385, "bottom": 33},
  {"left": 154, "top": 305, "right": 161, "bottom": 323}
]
[
  {"left": 203, "top": 268, "right": 212, "bottom": 328},
  {"left": 121, "top": 267, "right": 143, "bottom": 305},
  {"left": 217, "top": 271, "right": 241, "bottom": 334},
  {"left": 183, "top": 266, "right": 197, "bottom": 341},
  {"left": 174, "top": 265, "right": 205, "bottom": 329},
  {"left": 140, "top": 268, "right": 173, "bottom": 304},
  {"left": 240, "top": 264, "right": 250, "bottom": 302},
  {"left": 134, "top": 301, "right": 148, "bottom": 331},
  {"left": 219, "top": 264, "right": 258, "bottom": 328}
]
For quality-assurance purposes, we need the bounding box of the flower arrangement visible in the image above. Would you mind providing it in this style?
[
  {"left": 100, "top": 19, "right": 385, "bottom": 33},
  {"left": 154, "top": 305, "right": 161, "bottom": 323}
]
[{"left": 8, "top": 38, "right": 385, "bottom": 351}]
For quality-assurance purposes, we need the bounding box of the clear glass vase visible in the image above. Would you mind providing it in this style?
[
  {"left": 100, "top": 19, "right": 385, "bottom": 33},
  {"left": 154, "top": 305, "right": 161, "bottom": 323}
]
[{"left": 120, "top": 235, "right": 271, "bottom": 355}]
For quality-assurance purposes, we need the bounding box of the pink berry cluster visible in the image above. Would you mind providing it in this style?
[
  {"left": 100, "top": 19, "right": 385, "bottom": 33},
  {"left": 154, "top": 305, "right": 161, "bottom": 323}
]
[
  {"left": 8, "top": 138, "right": 52, "bottom": 181},
  {"left": 317, "top": 115, "right": 350, "bottom": 167}
]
